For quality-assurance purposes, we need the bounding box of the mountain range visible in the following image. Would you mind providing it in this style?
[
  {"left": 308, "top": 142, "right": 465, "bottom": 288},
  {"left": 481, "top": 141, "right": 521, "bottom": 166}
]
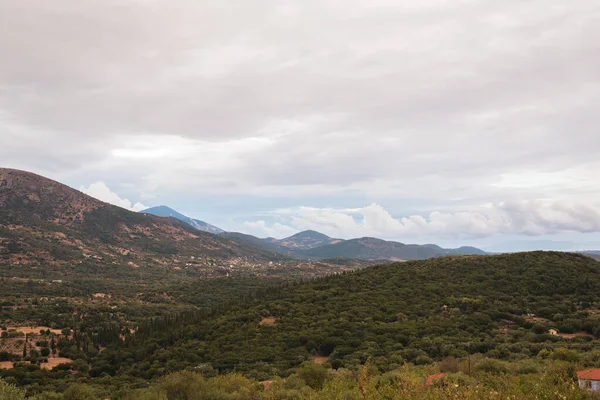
[
  {"left": 0, "top": 168, "right": 285, "bottom": 277},
  {"left": 145, "top": 206, "right": 488, "bottom": 260},
  {"left": 0, "top": 167, "right": 521, "bottom": 272}
]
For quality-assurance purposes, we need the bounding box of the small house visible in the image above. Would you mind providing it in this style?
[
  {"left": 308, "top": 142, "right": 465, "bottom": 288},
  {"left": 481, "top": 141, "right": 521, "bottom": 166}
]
[
  {"left": 549, "top": 329, "right": 558, "bottom": 336},
  {"left": 577, "top": 369, "right": 600, "bottom": 391}
]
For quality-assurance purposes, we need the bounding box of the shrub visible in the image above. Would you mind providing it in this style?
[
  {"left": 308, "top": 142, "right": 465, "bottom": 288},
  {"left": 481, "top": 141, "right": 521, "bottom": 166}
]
[{"left": 297, "top": 363, "right": 329, "bottom": 389}]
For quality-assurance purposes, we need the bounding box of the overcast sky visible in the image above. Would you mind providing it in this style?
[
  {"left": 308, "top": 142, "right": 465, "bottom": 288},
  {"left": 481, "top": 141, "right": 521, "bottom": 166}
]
[{"left": 1, "top": 0, "right": 599, "bottom": 249}]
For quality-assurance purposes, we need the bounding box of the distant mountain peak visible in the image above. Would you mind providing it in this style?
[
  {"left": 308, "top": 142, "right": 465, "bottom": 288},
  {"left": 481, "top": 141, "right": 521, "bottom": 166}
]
[
  {"left": 288, "top": 230, "right": 331, "bottom": 240},
  {"left": 0, "top": 168, "right": 279, "bottom": 271},
  {"left": 265, "top": 229, "right": 339, "bottom": 251},
  {"left": 141, "top": 206, "right": 224, "bottom": 234}
]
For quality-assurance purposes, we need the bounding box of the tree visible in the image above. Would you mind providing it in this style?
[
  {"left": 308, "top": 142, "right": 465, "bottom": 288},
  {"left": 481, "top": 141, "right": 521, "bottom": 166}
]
[
  {"left": 63, "top": 384, "right": 96, "bottom": 400},
  {"left": 0, "top": 379, "right": 27, "bottom": 400},
  {"left": 297, "top": 363, "right": 329, "bottom": 389}
]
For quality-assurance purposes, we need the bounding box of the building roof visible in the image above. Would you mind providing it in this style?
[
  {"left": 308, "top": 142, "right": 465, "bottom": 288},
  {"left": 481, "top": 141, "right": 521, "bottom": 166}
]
[
  {"left": 577, "top": 369, "right": 600, "bottom": 381},
  {"left": 425, "top": 373, "right": 448, "bottom": 386}
]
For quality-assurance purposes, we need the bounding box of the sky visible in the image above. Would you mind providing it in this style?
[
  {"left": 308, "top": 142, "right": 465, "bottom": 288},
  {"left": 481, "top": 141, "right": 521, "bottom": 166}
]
[{"left": 1, "top": 0, "right": 599, "bottom": 250}]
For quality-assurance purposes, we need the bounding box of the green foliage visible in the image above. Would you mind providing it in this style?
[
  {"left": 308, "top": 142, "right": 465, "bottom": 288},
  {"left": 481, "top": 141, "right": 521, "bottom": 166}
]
[
  {"left": 0, "top": 379, "right": 28, "bottom": 400},
  {"left": 297, "top": 363, "right": 329, "bottom": 389},
  {"left": 89, "top": 252, "right": 600, "bottom": 381},
  {"left": 2, "top": 251, "right": 600, "bottom": 398},
  {"left": 63, "top": 383, "right": 96, "bottom": 400},
  {"left": 124, "top": 362, "right": 600, "bottom": 400}
]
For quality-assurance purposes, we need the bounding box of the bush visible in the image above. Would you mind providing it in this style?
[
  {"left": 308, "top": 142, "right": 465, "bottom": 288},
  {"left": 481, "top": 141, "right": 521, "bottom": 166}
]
[
  {"left": 474, "top": 358, "right": 508, "bottom": 374},
  {"left": 63, "top": 384, "right": 96, "bottom": 400},
  {"left": 439, "top": 356, "right": 460, "bottom": 373},
  {"left": 0, "top": 379, "right": 27, "bottom": 400},
  {"left": 297, "top": 363, "right": 329, "bottom": 389},
  {"left": 159, "top": 371, "right": 205, "bottom": 400},
  {"left": 550, "top": 348, "right": 580, "bottom": 362}
]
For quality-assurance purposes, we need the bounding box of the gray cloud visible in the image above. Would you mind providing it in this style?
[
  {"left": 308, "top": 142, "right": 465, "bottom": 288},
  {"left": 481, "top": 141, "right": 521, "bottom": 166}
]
[{"left": 1, "top": 0, "right": 599, "bottom": 241}]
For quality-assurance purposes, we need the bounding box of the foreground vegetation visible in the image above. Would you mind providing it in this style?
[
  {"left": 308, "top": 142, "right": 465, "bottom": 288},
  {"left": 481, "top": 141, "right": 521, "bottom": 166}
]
[
  {"left": 2, "top": 359, "right": 600, "bottom": 399},
  {"left": 1, "top": 252, "right": 600, "bottom": 398}
]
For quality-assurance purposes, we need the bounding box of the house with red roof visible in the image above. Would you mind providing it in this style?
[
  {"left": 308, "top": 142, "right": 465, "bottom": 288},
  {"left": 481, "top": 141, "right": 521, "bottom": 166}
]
[{"left": 577, "top": 369, "right": 600, "bottom": 391}]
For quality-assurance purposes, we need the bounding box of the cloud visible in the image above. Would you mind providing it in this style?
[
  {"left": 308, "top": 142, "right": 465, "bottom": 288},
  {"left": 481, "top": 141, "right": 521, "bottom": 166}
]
[
  {"left": 1, "top": 0, "right": 599, "bottom": 244},
  {"left": 241, "top": 220, "right": 298, "bottom": 239},
  {"left": 79, "top": 182, "right": 147, "bottom": 212},
  {"left": 240, "top": 201, "right": 600, "bottom": 240}
]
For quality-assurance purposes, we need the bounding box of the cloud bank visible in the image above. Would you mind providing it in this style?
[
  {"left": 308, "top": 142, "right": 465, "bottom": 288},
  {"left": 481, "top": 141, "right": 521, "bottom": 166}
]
[
  {"left": 1, "top": 0, "right": 599, "bottom": 245},
  {"left": 80, "top": 182, "right": 147, "bottom": 212},
  {"left": 244, "top": 201, "right": 600, "bottom": 240}
]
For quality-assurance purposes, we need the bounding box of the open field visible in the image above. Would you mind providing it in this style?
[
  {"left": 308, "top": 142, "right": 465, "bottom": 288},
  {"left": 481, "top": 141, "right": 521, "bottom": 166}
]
[
  {"left": 311, "top": 355, "right": 329, "bottom": 365},
  {"left": 556, "top": 331, "right": 594, "bottom": 339},
  {"left": 259, "top": 317, "right": 278, "bottom": 326},
  {"left": 11, "top": 326, "right": 62, "bottom": 335},
  {"left": 41, "top": 358, "right": 73, "bottom": 370}
]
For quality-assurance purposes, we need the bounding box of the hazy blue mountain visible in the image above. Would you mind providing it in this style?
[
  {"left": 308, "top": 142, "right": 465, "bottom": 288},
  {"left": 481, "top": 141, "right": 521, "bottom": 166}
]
[
  {"left": 301, "top": 237, "right": 487, "bottom": 261},
  {"left": 485, "top": 240, "right": 600, "bottom": 253},
  {"left": 221, "top": 229, "right": 487, "bottom": 261},
  {"left": 220, "top": 230, "right": 336, "bottom": 257},
  {"left": 271, "top": 230, "right": 342, "bottom": 250},
  {"left": 581, "top": 251, "right": 600, "bottom": 262},
  {"left": 140, "top": 206, "right": 224, "bottom": 234}
]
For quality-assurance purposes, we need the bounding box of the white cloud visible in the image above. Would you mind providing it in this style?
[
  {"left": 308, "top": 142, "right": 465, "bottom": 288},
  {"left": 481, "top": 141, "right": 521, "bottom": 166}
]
[
  {"left": 242, "top": 220, "right": 298, "bottom": 239},
  {"left": 79, "top": 182, "right": 147, "bottom": 212},
  {"left": 1, "top": 0, "right": 600, "bottom": 246},
  {"left": 240, "top": 201, "right": 600, "bottom": 240}
]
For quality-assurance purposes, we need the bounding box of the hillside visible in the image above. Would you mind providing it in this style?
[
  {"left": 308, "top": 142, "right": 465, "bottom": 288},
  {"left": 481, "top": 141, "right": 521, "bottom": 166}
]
[
  {"left": 91, "top": 252, "right": 600, "bottom": 379},
  {"left": 302, "top": 237, "right": 486, "bottom": 260},
  {"left": 268, "top": 230, "right": 342, "bottom": 251},
  {"left": 0, "top": 168, "right": 285, "bottom": 278},
  {"left": 221, "top": 231, "right": 486, "bottom": 261},
  {"left": 221, "top": 230, "right": 340, "bottom": 257},
  {"left": 140, "top": 206, "right": 224, "bottom": 234}
]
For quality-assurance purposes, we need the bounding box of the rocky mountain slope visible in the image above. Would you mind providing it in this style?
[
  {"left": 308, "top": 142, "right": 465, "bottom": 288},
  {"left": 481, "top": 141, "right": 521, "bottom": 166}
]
[{"left": 0, "top": 168, "right": 284, "bottom": 277}]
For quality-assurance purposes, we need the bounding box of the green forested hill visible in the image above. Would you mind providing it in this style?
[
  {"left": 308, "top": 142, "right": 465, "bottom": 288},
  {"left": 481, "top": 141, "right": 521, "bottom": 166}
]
[
  {"left": 87, "top": 252, "right": 600, "bottom": 380},
  {"left": 2, "top": 251, "right": 600, "bottom": 397}
]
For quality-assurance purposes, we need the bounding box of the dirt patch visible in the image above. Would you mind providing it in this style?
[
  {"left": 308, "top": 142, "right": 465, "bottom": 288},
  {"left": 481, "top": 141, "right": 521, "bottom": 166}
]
[
  {"left": 259, "top": 317, "right": 278, "bottom": 326},
  {"left": 557, "top": 332, "right": 594, "bottom": 340},
  {"left": 525, "top": 316, "right": 550, "bottom": 324},
  {"left": 311, "top": 355, "right": 328, "bottom": 365},
  {"left": 0, "top": 361, "right": 13, "bottom": 369},
  {"left": 41, "top": 357, "right": 73, "bottom": 370},
  {"left": 12, "top": 326, "right": 62, "bottom": 335},
  {"left": 261, "top": 380, "right": 273, "bottom": 389}
]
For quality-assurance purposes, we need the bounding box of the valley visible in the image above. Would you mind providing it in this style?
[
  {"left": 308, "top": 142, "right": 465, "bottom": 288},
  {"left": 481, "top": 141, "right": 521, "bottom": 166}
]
[{"left": 1, "top": 169, "right": 600, "bottom": 398}]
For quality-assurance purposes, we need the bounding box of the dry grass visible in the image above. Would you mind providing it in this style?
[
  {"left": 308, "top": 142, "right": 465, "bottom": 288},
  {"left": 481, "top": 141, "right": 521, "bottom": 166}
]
[
  {"left": 259, "top": 317, "right": 278, "bottom": 326},
  {"left": 311, "top": 355, "right": 329, "bottom": 365},
  {"left": 0, "top": 361, "right": 13, "bottom": 369},
  {"left": 261, "top": 380, "right": 273, "bottom": 389},
  {"left": 40, "top": 357, "right": 73, "bottom": 370},
  {"left": 12, "top": 326, "right": 62, "bottom": 335},
  {"left": 557, "top": 332, "right": 594, "bottom": 339}
]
